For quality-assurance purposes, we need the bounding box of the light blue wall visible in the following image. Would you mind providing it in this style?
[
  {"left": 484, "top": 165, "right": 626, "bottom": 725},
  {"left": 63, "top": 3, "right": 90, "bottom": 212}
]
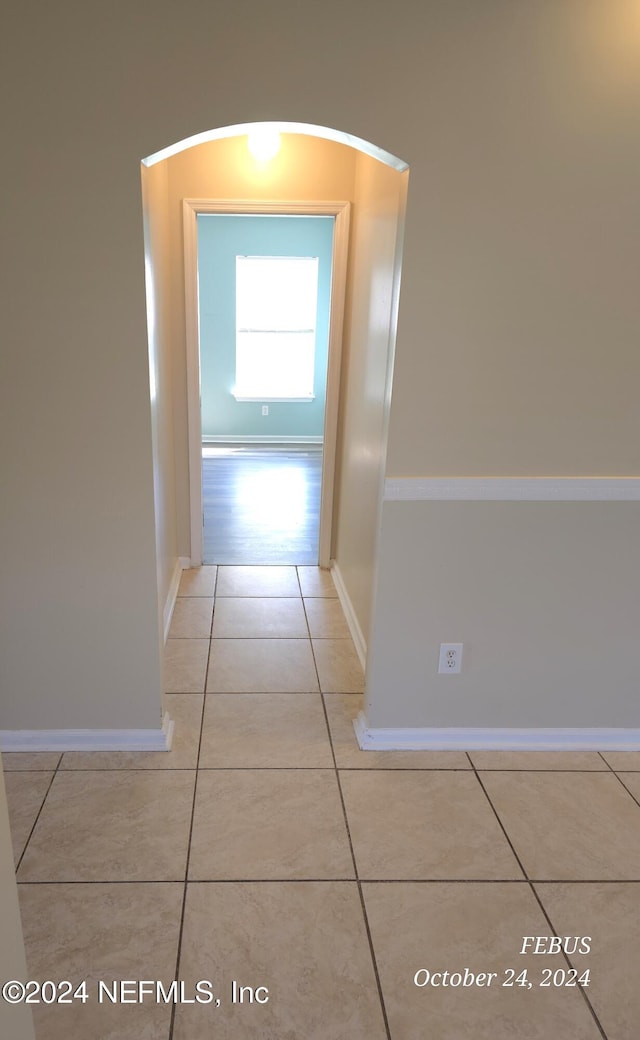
[{"left": 197, "top": 214, "right": 334, "bottom": 439}]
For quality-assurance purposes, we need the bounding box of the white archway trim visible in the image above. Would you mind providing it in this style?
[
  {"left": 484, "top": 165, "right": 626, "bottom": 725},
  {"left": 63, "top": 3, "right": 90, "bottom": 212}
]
[{"left": 143, "top": 121, "right": 408, "bottom": 172}]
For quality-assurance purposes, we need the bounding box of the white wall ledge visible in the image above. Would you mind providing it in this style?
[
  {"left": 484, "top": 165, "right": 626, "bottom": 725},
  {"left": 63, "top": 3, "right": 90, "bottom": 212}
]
[{"left": 384, "top": 477, "right": 640, "bottom": 502}]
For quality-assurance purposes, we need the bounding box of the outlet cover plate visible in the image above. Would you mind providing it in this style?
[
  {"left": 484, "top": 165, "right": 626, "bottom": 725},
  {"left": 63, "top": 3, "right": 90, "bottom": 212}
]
[{"left": 438, "top": 643, "right": 463, "bottom": 674}]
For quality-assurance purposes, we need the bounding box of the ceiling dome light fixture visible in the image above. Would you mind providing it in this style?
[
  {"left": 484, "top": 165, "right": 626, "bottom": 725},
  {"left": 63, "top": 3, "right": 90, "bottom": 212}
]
[{"left": 247, "top": 127, "right": 281, "bottom": 162}]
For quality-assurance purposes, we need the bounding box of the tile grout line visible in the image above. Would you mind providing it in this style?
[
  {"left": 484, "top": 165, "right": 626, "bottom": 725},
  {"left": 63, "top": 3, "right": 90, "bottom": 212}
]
[
  {"left": 30, "top": 763, "right": 634, "bottom": 774},
  {"left": 466, "top": 758, "right": 531, "bottom": 878},
  {"left": 305, "top": 582, "right": 392, "bottom": 1040},
  {"left": 295, "top": 566, "right": 304, "bottom": 599},
  {"left": 14, "top": 767, "right": 60, "bottom": 875},
  {"left": 468, "top": 755, "right": 608, "bottom": 1040},
  {"left": 191, "top": 635, "right": 354, "bottom": 641},
  {"left": 527, "top": 886, "right": 608, "bottom": 1039},
  {"left": 610, "top": 770, "right": 640, "bottom": 813},
  {"left": 319, "top": 690, "right": 393, "bottom": 1040},
  {"left": 168, "top": 566, "right": 217, "bottom": 1040},
  {"left": 15, "top": 876, "right": 640, "bottom": 886}
]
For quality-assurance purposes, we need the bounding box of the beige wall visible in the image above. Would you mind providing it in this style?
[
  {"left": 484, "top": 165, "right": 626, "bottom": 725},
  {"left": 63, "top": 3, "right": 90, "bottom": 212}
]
[
  {"left": 366, "top": 501, "right": 640, "bottom": 728},
  {"left": 0, "top": 767, "right": 36, "bottom": 1039},
  {"left": 384, "top": 1, "right": 640, "bottom": 478},
  {"left": 333, "top": 154, "right": 407, "bottom": 643},
  {"left": 141, "top": 160, "right": 179, "bottom": 636},
  {"left": 1, "top": 4, "right": 165, "bottom": 728},
  {"left": 1, "top": 0, "right": 638, "bottom": 738}
]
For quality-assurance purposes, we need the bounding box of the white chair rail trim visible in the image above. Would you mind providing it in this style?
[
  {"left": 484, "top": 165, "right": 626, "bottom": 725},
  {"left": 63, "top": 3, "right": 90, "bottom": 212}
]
[{"left": 384, "top": 477, "right": 640, "bottom": 502}]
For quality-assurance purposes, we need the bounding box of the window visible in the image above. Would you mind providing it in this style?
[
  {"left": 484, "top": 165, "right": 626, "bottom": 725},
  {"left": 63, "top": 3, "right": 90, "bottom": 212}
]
[{"left": 234, "top": 255, "right": 319, "bottom": 400}]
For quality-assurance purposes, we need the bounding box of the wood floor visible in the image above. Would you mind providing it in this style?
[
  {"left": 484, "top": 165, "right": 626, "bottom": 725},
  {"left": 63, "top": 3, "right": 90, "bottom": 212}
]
[{"left": 202, "top": 447, "right": 322, "bottom": 565}]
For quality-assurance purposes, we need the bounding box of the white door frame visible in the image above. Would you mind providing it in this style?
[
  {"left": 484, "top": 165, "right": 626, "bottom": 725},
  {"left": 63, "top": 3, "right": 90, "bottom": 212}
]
[{"left": 182, "top": 198, "right": 351, "bottom": 567}]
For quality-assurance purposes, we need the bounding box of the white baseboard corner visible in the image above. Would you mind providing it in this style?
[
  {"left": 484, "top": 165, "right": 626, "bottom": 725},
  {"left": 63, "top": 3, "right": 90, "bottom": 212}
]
[
  {"left": 329, "top": 562, "right": 367, "bottom": 670},
  {"left": 163, "top": 556, "right": 191, "bottom": 644},
  {"left": 353, "top": 713, "right": 640, "bottom": 751},
  {"left": 0, "top": 712, "right": 175, "bottom": 754}
]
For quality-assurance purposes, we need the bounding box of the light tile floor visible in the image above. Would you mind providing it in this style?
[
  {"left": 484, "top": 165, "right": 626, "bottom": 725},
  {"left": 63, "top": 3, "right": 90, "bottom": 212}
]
[{"left": 4, "top": 564, "right": 640, "bottom": 1039}]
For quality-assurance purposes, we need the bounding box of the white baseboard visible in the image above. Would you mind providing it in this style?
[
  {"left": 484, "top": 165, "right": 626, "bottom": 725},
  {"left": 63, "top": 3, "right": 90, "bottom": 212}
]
[
  {"left": 202, "top": 435, "right": 323, "bottom": 445},
  {"left": 0, "top": 712, "right": 175, "bottom": 753},
  {"left": 330, "top": 562, "right": 367, "bottom": 670},
  {"left": 353, "top": 713, "right": 640, "bottom": 751},
  {"left": 163, "top": 557, "right": 191, "bottom": 644}
]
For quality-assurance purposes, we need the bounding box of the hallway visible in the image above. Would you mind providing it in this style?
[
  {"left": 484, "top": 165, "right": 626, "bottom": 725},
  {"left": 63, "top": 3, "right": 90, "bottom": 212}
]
[{"left": 4, "top": 566, "right": 640, "bottom": 1038}]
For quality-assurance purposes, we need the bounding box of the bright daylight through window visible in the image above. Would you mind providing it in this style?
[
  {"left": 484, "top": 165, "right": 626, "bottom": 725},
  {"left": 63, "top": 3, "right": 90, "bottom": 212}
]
[{"left": 234, "top": 255, "right": 319, "bottom": 400}]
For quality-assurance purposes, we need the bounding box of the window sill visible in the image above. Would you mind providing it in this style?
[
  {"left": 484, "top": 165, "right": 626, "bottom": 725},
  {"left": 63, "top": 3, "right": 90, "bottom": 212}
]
[{"left": 233, "top": 395, "right": 316, "bottom": 403}]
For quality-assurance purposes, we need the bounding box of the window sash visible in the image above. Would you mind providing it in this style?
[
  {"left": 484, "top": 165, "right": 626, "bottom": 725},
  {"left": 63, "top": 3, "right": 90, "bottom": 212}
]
[
  {"left": 235, "top": 330, "right": 315, "bottom": 399},
  {"left": 236, "top": 255, "right": 318, "bottom": 331}
]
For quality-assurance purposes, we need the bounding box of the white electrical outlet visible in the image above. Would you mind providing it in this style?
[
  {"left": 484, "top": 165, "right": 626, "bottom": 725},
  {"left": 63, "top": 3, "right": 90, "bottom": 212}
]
[
  {"left": 438, "top": 643, "right": 463, "bottom": 674},
  {"left": 262, "top": 405, "right": 269, "bottom": 416}
]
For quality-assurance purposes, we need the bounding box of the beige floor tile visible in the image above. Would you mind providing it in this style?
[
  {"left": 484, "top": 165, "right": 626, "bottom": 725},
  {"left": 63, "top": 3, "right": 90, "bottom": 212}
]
[
  {"left": 60, "top": 695, "right": 203, "bottom": 770},
  {"left": 174, "top": 882, "right": 386, "bottom": 1040},
  {"left": 199, "top": 694, "right": 333, "bottom": 768},
  {"left": 363, "top": 882, "right": 602, "bottom": 1040},
  {"left": 4, "top": 771, "right": 53, "bottom": 866},
  {"left": 325, "top": 694, "right": 471, "bottom": 769},
  {"left": 216, "top": 565, "right": 300, "bottom": 597},
  {"left": 602, "top": 751, "right": 640, "bottom": 770},
  {"left": 480, "top": 771, "right": 640, "bottom": 879},
  {"left": 312, "top": 638, "right": 364, "bottom": 692},
  {"left": 2, "top": 752, "right": 61, "bottom": 771},
  {"left": 304, "top": 597, "right": 350, "bottom": 638},
  {"left": 188, "top": 769, "right": 353, "bottom": 879},
  {"left": 17, "top": 770, "right": 195, "bottom": 881},
  {"left": 469, "top": 751, "right": 609, "bottom": 770},
  {"left": 178, "top": 565, "right": 217, "bottom": 597},
  {"left": 341, "top": 771, "right": 522, "bottom": 879},
  {"left": 163, "top": 638, "right": 209, "bottom": 692},
  {"left": 207, "top": 638, "right": 318, "bottom": 693},
  {"left": 535, "top": 881, "right": 639, "bottom": 1040},
  {"left": 297, "top": 565, "right": 338, "bottom": 598},
  {"left": 211, "top": 596, "right": 307, "bottom": 638},
  {"left": 19, "top": 882, "right": 182, "bottom": 1040},
  {"left": 168, "top": 597, "right": 214, "bottom": 638}
]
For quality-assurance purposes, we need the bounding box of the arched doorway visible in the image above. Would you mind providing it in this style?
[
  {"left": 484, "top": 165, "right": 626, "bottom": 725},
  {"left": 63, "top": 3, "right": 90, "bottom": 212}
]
[{"left": 142, "top": 123, "right": 408, "bottom": 657}]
